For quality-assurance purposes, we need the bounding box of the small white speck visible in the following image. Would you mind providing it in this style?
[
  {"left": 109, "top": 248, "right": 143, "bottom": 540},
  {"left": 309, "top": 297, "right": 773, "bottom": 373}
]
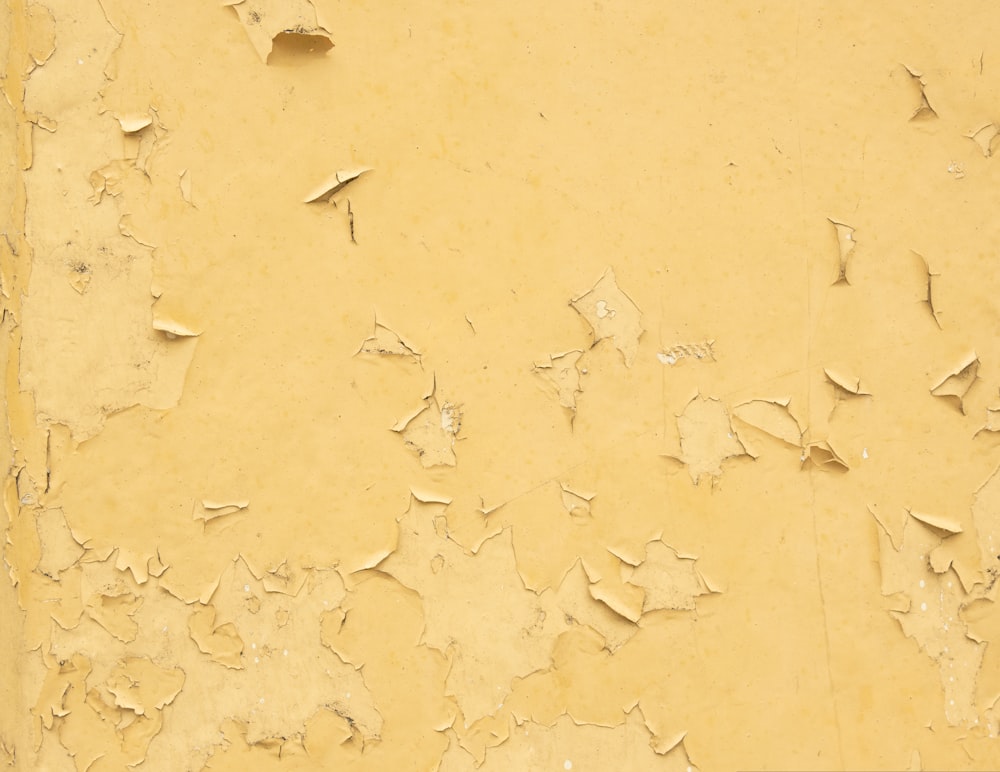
[
  {"left": 259, "top": 698, "right": 265, "bottom": 704},
  {"left": 346, "top": 692, "right": 351, "bottom": 699},
  {"left": 564, "top": 761, "right": 573, "bottom": 771},
  {"left": 251, "top": 643, "right": 256, "bottom": 649},
  {"left": 244, "top": 584, "right": 250, "bottom": 592},
  {"left": 77, "top": 58, "right": 83, "bottom": 65},
  {"left": 862, "top": 447, "right": 869, "bottom": 459},
  {"left": 254, "top": 657, "right": 259, "bottom": 663},
  {"left": 162, "top": 626, "right": 168, "bottom": 632},
  {"left": 948, "top": 582, "right": 953, "bottom": 588},
  {"left": 919, "top": 579, "right": 925, "bottom": 588},
  {"left": 950, "top": 700, "right": 955, "bottom": 705},
  {"left": 921, "top": 602, "right": 927, "bottom": 611},
  {"left": 283, "top": 649, "right": 288, "bottom": 656},
  {"left": 845, "top": 233, "right": 853, "bottom": 241},
  {"left": 951, "top": 676, "right": 955, "bottom": 682}
]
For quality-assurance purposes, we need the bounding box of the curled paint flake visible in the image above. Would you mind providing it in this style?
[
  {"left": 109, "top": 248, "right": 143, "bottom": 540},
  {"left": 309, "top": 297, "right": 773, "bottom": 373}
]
[
  {"left": 824, "top": 367, "right": 870, "bottom": 398},
  {"left": 931, "top": 353, "right": 979, "bottom": 414},
  {"left": 828, "top": 218, "right": 856, "bottom": 285},
  {"left": 968, "top": 122, "right": 1000, "bottom": 157},
  {"left": 115, "top": 113, "right": 152, "bottom": 134},
  {"left": 304, "top": 168, "right": 371, "bottom": 203},
  {"left": 225, "top": 0, "right": 334, "bottom": 63},
  {"left": 192, "top": 498, "right": 249, "bottom": 524},
  {"left": 152, "top": 314, "right": 201, "bottom": 339},
  {"left": 803, "top": 440, "right": 849, "bottom": 472},
  {"left": 732, "top": 397, "right": 803, "bottom": 450},
  {"left": 912, "top": 251, "right": 942, "bottom": 327},
  {"left": 902, "top": 64, "right": 937, "bottom": 121},
  {"left": 179, "top": 169, "right": 194, "bottom": 205},
  {"left": 907, "top": 509, "right": 962, "bottom": 536}
]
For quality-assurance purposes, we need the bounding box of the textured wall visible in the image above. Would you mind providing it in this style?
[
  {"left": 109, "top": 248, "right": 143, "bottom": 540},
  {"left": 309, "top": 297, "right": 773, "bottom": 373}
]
[{"left": 5, "top": 1, "right": 1000, "bottom": 770}]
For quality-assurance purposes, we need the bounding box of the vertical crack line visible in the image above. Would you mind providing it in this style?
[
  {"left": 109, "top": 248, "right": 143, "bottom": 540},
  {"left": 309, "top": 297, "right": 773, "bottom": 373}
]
[
  {"left": 808, "top": 472, "right": 846, "bottom": 767},
  {"left": 795, "top": 2, "right": 844, "bottom": 764}
]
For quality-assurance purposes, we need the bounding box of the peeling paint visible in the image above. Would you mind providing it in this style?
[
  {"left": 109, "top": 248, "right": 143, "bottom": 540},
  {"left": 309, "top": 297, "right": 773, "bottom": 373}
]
[
  {"left": 7, "top": 1, "right": 1000, "bottom": 769},
  {"left": 224, "top": 0, "right": 333, "bottom": 64},
  {"left": 570, "top": 268, "right": 643, "bottom": 367}
]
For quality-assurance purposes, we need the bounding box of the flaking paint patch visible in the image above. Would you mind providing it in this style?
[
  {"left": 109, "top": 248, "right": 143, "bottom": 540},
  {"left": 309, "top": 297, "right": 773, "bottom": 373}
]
[
  {"left": 671, "top": 396, "right": 747, "bottom": 483},
  {"left": 534, "top": 350, "right": 586, "bottom": 419},
  {"left": 876, "top": 512, "right": 984, "bottom": 726},
  {"left": 380, "top": 496, "right": 566, "bottom": 725},
  {"left": 624, "top": 540, "right": 715, "bottom": 614},
  {"left": 656, "top": 341, "right": 715, "bottom": 366},
  {"left": 393, "top": 378, "right": 462, "bottom": 467},
  {"left": 33, "top": 508, "right": 83, "bottom": 578},
  {"left": 439, "top": 709, "right": 689, "bottom": 770},
  {"left": 357, "top": 314, "right": 421, "bottom": 362},
  {"left": 570, "top": 268, "right": 643, "bottom": 367},
  {"left": 32, "top": 652, "right": 185, "bottom": 769}
]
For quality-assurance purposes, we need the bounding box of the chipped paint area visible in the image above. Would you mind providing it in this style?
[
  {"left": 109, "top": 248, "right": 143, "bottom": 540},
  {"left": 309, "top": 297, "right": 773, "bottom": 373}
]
[{"left": 7, "top": 1, "right": 1000, "bottom": 771}]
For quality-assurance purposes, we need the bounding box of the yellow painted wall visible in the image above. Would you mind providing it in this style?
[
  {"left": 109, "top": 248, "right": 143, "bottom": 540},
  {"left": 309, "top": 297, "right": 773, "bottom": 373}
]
[{"left": 5, "top": 2, "right": 1000, "bottom": 769}]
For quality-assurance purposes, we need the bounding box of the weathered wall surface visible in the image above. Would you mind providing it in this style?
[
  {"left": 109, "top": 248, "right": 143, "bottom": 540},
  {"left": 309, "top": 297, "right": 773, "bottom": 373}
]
[{"left": 5, "top": 2, "right": 1000, "bottom": 769}]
